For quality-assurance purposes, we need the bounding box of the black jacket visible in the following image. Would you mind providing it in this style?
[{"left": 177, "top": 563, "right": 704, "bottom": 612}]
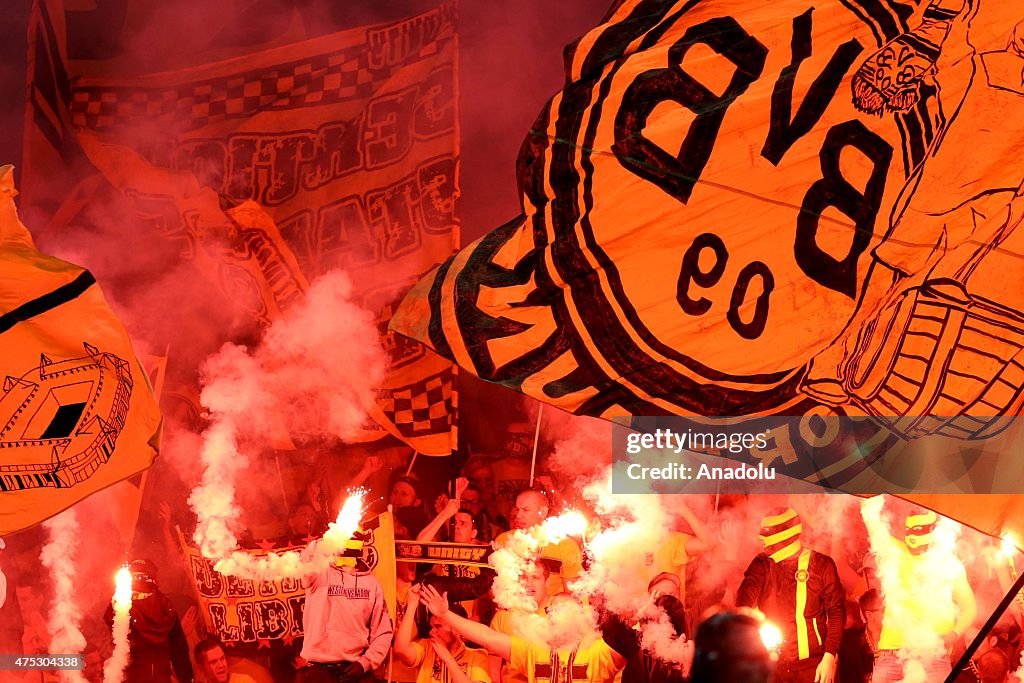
[
  {"left": 736, "top": 549, "right": 845, "bottom": 664},
  {"left": 600, "top": 595, "right": 689, "bottom": 683},
  {"left": 104, "top": 591, "right": 194, "bottom": 683}
]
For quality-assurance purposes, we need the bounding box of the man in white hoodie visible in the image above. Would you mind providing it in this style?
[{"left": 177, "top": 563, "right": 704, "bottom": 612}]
[{"left": 298, "top": 548, "right": 394, "bottom": 683}]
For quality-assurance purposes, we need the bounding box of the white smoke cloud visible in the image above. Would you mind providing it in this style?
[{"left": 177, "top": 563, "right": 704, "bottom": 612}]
[
  {"left": 490, "top": 510, "right": 587, "bottom": 611},
  {"left": 189, "top": 270, "right": 387, "bottom": 574},
  {"left": 574, "top": 474, "right": 671, "bottom": 614},
  {"left": 638, "top": 609, "right": 694, "bottom": 670},
  {"left": 861, "top": 496, "right": 962, "bottom": 683},
  {"left": 103, "top": 567, "right": 132, "bottom": 683},
  {"left": 41, "top": 509, "right": 88, "bottom": 683},
  {"left": 212, "top": 491, "right": 365, "bottom": 579}
]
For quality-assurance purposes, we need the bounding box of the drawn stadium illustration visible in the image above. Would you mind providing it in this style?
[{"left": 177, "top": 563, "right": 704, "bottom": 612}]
[{"left": 0, "top": 343, "right": 133, "bottom": 491}]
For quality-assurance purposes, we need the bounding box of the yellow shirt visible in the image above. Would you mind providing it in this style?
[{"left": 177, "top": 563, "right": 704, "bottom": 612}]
[
  {"left": 876, "top": 543, "right": 965, "bottom": 651},
  {"left": 491, "top": 608, "right": 542, "bottom": 637},
  {"left": 491, "top": 608, "right": 546, "bottom": 683},
  {"left": 494, "top": 533, "right": 583, "bottom": 596},
  {"left": 509, "top": 637, "right": 621, "bottom": 683},
  {"left": 389, "top": 583, "right": 421, "bottom": 683},
  {"left": 636, "top": 532, "right": 691, "bottom": 601},
  {"left": 411, "top": 640, "right": 491, "bottom": 683}
]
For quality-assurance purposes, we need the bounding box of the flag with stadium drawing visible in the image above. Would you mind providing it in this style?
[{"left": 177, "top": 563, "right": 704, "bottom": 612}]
[
  {"left": 393, "top": 0, "right": 1024, "bottom": 486},
  {"left": 21, "top": 0, "right": 459, "bottom": 455},
  {"left": 0, "top": 165, "right": 162, "bottom": 536}
]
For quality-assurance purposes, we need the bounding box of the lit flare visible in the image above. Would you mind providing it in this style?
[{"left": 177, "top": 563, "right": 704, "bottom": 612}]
[
  {"left": 760, "top": 621, "right": 783, "bottom": 654},
  {"left": 1002, "top": 534, "right": 1018, "bottom": 559},
  {"left": 326, "top": 490, "right": 365, "bottom": 543},
  {"left": 105, "top": 566, "right": 134, "bottom": 682},
  {"left": 113, "top": 567, "right": 132, "bottom": 606},
  {"left": 541, "top": 510, "right": 588, "bottom": 542}
]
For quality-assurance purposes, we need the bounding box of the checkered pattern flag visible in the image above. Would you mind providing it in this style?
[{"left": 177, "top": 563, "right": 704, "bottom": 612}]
[
  {"left": 380, "top": 367, "right": 456, "bottom": 438},
  {"left": 70, "top": 41, "right": 397, "bottom": 132}
]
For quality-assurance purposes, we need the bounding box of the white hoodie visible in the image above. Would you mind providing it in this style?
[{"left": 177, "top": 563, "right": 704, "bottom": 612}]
[{"left": 301, "top": 566, "right": 393, "bottom": 669}]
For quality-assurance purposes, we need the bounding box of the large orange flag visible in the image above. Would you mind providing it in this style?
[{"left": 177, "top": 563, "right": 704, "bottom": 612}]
[
  {"left": 393, "top": 0, "right": 1024, "bottom": 487},
  {"left": 0, "top": 165, "right": 161, "bottom": 535}
]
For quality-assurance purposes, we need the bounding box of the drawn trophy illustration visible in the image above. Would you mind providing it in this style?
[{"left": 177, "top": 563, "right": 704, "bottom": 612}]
[{"left": 817, "top": 4, "right": 1024, "bottom": 440}]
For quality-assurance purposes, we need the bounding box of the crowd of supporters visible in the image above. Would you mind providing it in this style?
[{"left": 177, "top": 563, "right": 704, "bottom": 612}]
[{"left": 1, "top": 447, "right": 1020, "bottom": 683}]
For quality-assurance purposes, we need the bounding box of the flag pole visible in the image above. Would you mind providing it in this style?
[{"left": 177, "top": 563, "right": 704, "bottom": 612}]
[
  {"left": 274, "top": 453, "right": 291, "bottom": 518},
  {"left": 945, "top": 564, "right": 1024, "bottom": 682},
  {"left": 529, "top": 403, "right": 544, "bottom": 487},
  {"left": 405, "top": 452, "right": 419, "bottom": 477}
]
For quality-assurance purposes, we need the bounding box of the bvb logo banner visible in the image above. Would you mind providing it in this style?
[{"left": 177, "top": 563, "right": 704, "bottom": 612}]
[{"left": 393, "top": 0, "right": 1024, "bottom": 488}]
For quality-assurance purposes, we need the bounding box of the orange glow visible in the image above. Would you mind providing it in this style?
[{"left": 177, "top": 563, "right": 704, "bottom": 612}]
[{"left": 1002, "top": 534, "right": 1018, "bottom": 558}]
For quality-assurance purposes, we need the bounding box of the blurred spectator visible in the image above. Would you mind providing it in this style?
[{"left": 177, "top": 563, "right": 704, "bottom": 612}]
[
  {"left": 391, "top": 476, "right": 429, "bottom": 538},
  {"left": 976, "top": 648, "right": 1011, "bottom": 683},
  {"left": 690, "top": 610, "right": 773, "bottom": 683},
  {"left": 462, "top": 460, "right": 506, "bottom": 530},
  {"left": 390, "top": 557, "right": 423, "bottom": 683},
  {"left": 459, "top": 485, "right": 502, "bottom": 544},
  {"left": 289, "top": 504, "right": 324, "bottom": 540},
  {"left": 837, "top": 600, "right": 872, "bottom": 683}
]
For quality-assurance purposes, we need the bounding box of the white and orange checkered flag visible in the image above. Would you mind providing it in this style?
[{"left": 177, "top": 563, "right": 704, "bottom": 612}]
[{"left": 22, "top": 2, "right": 461, "bottom": 457}]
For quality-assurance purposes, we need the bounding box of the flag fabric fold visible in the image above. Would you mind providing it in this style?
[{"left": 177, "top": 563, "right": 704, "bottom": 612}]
[
  {"left": 392, "top": 0, "right": 1024, "bottom": 488},
  {"left": 0, "top": 165, "right": 161, "bottom": 535}
]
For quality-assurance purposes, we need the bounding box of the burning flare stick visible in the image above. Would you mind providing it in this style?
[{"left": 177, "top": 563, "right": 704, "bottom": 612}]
[
  {"left": 760, "top": 621, "right": 783, "bottom": 659},
  {"left": 103, "top": 567, "right": 133, "bottom": 683}
]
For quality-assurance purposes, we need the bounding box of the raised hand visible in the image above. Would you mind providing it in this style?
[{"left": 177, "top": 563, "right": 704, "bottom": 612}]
[
  {"left": 421, "top": 584, "right": 450, "bottom": 617},
  {"left": 435, "top": 494, "right": 451, "bottom": 515},
  {"left": 408, "top": 582, "right": 423, "bottom": 605},
  {"left": 360, "top": 455, "right": 384, "bottom": 477}
]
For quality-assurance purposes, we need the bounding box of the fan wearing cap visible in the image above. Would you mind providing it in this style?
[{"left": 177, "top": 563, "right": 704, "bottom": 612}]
[
  {"left": 736, "top": 508, "right": 845, "bottom": 683},
  {"left": 866, "top": 509, "right": 977, "bottom": 683},
  {"left": 103, "top": 558, "right": 195, "bottom": 683}
]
